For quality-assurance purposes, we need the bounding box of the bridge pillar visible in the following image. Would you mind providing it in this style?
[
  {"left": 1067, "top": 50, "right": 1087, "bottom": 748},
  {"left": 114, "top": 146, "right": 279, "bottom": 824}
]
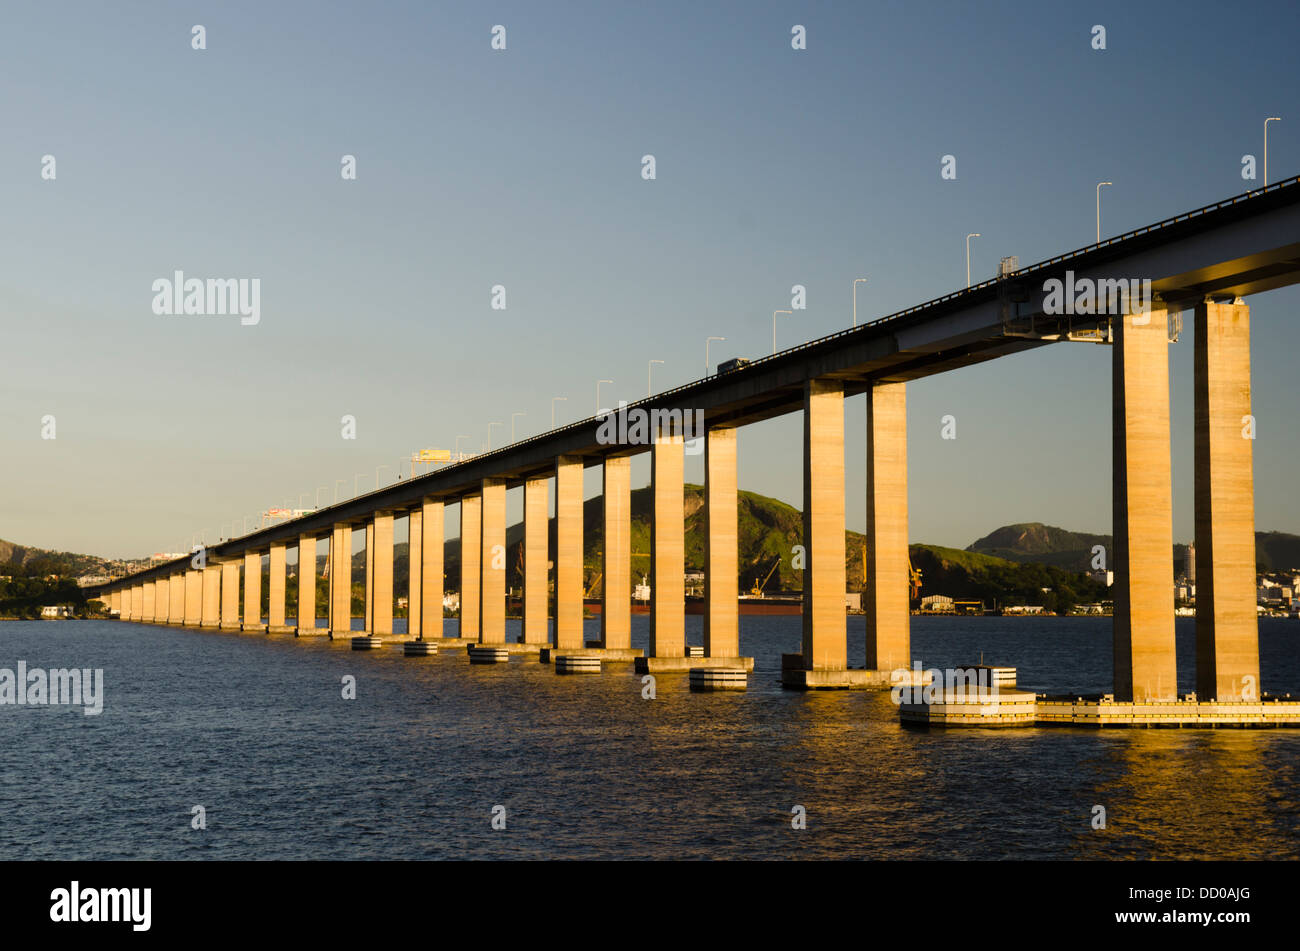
[
  {"left": 139, "top": 581, "right": 154, "bottom": 623},
  {"left": 601, "top": 457, "right": 632, "bottom": 650},
  {"left": 151, "top": 578, "right": 167, "bottom": 623},
  {"left": 184, "top": 568, "right": 201, "bottom": 626},
  {"left": 704, "top": 426, "right": 740, "bottom": 659},
  {"left": 865, "top": 382, "right": 911, "bottom": 673},
  {"left": 649, "top": 428, "right": 686, "bottom": 659},
  {"left": 328, "top": 523, "right": 353, "bottom": 637},
  {"left": 1113, "top": 308, "right": 1177, "bottom": 701},
  {"left": 420, "top": 499, "right": 445, "bottom": 639},
  {"left": 1194, "top": 300, "right": 1260, "bottom": 700},
  {"left": 554, "top": 455, "right": 585, "bottom": 650},
  {"left": 297, "top": 534, "right": 319, "bottom": 634},
  {"left": 268, "top": 542, "right": 288, "bottom": 632},
  {"left": 407, "top": 508, "right": 423, "bottom": 638},
  {"left": 168, "top": 572, "right": 184, "bottom": 624},
  {"left": 201, "top": 563, "right": 220, "bottom": 627},
  {"left": 479, "top": 480, "right": 507, "bottom": 644},
  {"left": 243, "top": 551, "right": 264, "bottom": 632},
  {"left": 110, "top": 589, "right": 121, "bottom": 617},
  {"left": 220, "top": 559, "right": 241, "bottom": 630},
  {"left": 459, "top": 494, "right": 482, "bottom": 640},
  {"left": 523, "top": 477, "right": 550, "bottom": 645},
  {"left": 368, "top": 513, "right": 394, "bottom": 636}
]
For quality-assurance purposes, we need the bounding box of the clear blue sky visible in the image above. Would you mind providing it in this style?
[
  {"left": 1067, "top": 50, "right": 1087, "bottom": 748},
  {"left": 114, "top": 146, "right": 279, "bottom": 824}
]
[{"left": 2, "top": 0, "right": 1296, "bottom": 559}]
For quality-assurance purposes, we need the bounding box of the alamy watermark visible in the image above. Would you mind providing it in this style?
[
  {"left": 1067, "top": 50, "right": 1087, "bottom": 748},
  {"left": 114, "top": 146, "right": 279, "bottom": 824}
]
[
  {"left": 152, "top": 270, "right": 260, "bottom": 325},
  {"left": 0, "top": 662, "right": 103, "bottom": 715},
  {"left": 596, "top": 401, "right": 704, "bottom": 454},
  {"left": 1042, "top": 270, "right": 1151, "bottom": 317},
  {"left": 891, "top": 664, "right": 999, "bottom": 705}
]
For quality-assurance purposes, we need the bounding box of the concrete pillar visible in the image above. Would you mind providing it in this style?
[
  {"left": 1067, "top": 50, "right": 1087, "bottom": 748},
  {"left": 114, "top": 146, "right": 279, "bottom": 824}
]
[
  {"left": 268, "top": 542, "right": 287, "bottom": 631},
  {"left": 459, "top": 495, "right": 481, "bottom": 640},
  {"left": 372, "top": 512, "right": 394, "bottom": 635},
  {"left": 220, "top": 559, "right": 241, "bottom": 630},
  {"left": 243, "top": 551, "right": 263, "bottom": 632},
  {"left": 421, "top": 499, "right": 445, "bottom": 638},
  {"left": 479, "top": 480, "right": 507, "bottom": 644},
  {"left": 1194, "top": 300, "right": 1259, "bottom": 700},
  {"left": 703, "top": 427, "right": 739, "bottom": 658},
  {"left": 151, "top": 578, "right": 167, "bottom": 623},
  {"left": 184, "top": 569, "right": 202, "bottom": 626},
  {"left": 554, "top": 455, "right": 585, "bottom": 650},
  {"left": 407, "top": 509, "right": 423, "bottom": 637},
  {"left": 133, "top": 584, "right": 144, "bottom": 620},
  {"left": 523, "top": 477, "right": 550, "bottom": 645},
  {"left": 650, "top": 430, "right": 686, "bottom": 658},
  {"left": 601, "top": 457, "right": 632, "bottom": 650},
  {"left": 168, "top": 572, "right": 184, "bottom": 623},
  {"left": 329, "top": 524, "right": 353, "bottom": 635},
  {"left": 364, "top": 521, "right": 375, "bottom": 631},
  {"left": 142, "top": 582, "right": 156, "bottom": 623},
  {"left": 298, "top": 534, "right": 317, "bottom": 633},
  {"left": 802, "top": 378, "right": 847, "bottom": 671},
  {"left": 110, "top": 589, "right": 121, "bottom": 616},
  {"left": 1113, "top": 308, "right": 1177, "bottom": 701},
  {"left": 201, "top": 564, "right": 220, "bottom": 627},
  {"left": 864, "top": 382, "right": 910, "bottom": 672}
]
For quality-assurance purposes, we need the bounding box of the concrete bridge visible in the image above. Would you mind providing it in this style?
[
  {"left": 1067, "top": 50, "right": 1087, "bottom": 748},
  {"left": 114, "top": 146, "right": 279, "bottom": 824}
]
[{"left": 97, "top": 177, "right": 1300, "bottom": 699}]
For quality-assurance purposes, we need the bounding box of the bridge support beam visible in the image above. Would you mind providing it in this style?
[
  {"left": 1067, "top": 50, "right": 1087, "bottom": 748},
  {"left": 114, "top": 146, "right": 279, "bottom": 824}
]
[
  {"left": 1194, "top": 300, "right": 1260, "bottom": 700},
  {"left": 127, "top": 585, "right": 138, "bottom": 620},
  {"left": 704, "top": 427, "right": 740, "bottom": 659},
  {"left": 865, "top": 382, "right": 911, "bottom": 673},
  {"left": 649, "top": 428, "right": 686, "bottom": 660},
  {"left": 459, "top": 494, "right": 482, "bottom": 641},
  {"left": 152, "top": 578, "right": 167, "bottom": 623},
  {"left": 328, "top": 524, "right": 353, "bottom": 637},
  {"left": 243, "top": 551, "right": 264, "bottom": 632},
  {"left": 1113, "top": 309, "right": 1177, "bottom": 701},
  {"left": 480, "top": 481, "right": 507, "bottom": 645},
  {"left": 365, "top": 513, "right": 395, "bottom": 636},
  {"left": 168, "top": 572, "right": 184, "bottom": 624},
  {"left": 523, "top": 477, "right": 550, "bottom": 645},
  {"left": 184, "top": 569, "right": 202, "bottom": 626},
  {"left": 554, "top": 456, "right": 585, "bottom": 650},
  {"left": 220, "top": 560, "right": 241, "bottom": 630},
  {"left": 142, "top": 581, "right": 156, "bottom": 623},
  {"left": 201, "top": 564, "right": 220, "bottom": 627},
  {"left": 407, "top": 508, "right": 422, "bottom": 638},
  {"left": 298, "top": 534, "right": 319, "bottom": 635},
  {"left": 421, "top": 499, "right": 445, "bottom": 639},
  {"left": 110, "top": 589, "right": 121, "bottom": 617},
  {"left": 601, "top": 457, "right": 632, "bottom": 651},
  {"left": 268, "top": 542, "right": 289, "bottom": 632}
]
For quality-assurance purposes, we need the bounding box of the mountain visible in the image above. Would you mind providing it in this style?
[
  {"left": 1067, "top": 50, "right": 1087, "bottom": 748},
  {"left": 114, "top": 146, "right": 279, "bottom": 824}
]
[{"left": 910, "top": 544, "right": 1109, "bottom": 612}]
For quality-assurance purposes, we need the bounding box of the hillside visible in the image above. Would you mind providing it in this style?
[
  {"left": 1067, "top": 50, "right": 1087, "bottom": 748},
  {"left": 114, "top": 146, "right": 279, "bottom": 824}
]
[{"left": 910, "top": 544, "right": 1109, "bottom": 613}]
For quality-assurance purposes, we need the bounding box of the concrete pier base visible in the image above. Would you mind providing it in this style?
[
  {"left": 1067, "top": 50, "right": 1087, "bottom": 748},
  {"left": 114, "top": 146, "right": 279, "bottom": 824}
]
[
  {"left": 555, "top": 655, "right": 602, "bottom": 675},
  {"left": 690, "top": 668, "right": 748, "bottom": 692},
  {"left": 900, "top": 690, "right": 1038, "bottom": 727},
  {"left": 351, "top": 636, "right": 383, "bottom": 650},
  {"left": 780, "top": 655, "right": 927, "bottom": 690},
  {"left": 219, "top": 622, "right": 242, "bottom": 632},
  {"left": 404, "top": 641, "right": 439, "bottom": 656},
  {"left": 541, "top": 646, "right": 643, "bottom": 664},
  {"left": 241, "top": 623, "right": 268, "bottom": 633},
  {"left": 295, "top": 626, "right": 329, "bottom": 637},
  {"left": 635, "top": 655, "right": 754, "bottom": 674},
  {"left": 267, "top": 625, "right": 297, "bottom": 635},
  {"left": 468, "top": 646, "right": 510, "bottom": 664}
]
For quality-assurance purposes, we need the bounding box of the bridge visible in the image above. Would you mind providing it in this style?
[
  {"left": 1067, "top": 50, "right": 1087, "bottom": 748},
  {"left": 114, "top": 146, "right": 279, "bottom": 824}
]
[{"left": 97, "top": 177, "right": 1300, "bottom": 700}]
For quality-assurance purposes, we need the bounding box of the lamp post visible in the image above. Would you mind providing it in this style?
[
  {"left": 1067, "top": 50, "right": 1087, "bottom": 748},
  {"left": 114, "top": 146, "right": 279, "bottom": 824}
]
[
  {"left": 965, "top": 233, "right": 981, "bottom": 288},
  {"left": 648, "top": 359, "right": 664, "bottom": 397},
  {"left": 853, "top": 278, "right": 867, "bottom": 327},
  {"left": 316, "top": 486, "right": 327, "bottom": 508},
  {"left": 334, "top": 480, "right": 345, "bottom": 503},
  {"left": 772, "top": 310, "right": 792, "bottom": 354},
  {"left": 455, "top": 434, "right": 471, "bottom": 461},
  {"left": 488, "top": 422, "right": 502, "bottom": 450},
  {"left": 596, "top": 381, "right": 613, "bottom": 415},
  {"left": 1265, "top": 117, "right": 1282, "bottom": 186},
  {"left": 706, "top": 336, "right": 725, "bottom": 375},
  {"left": 1096, "top": 182, "right": 1112, "bottom": 244},
  {"left": 551, "top": 397, "right": 566, "bottom": 429},
  {"left": 511, "top": 412, "right": 525, "bottom": 443}
]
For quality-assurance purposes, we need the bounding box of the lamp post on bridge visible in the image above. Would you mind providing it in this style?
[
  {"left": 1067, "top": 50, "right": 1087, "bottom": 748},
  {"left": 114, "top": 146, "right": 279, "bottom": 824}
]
[
  {"left": 1096, "top": 182, "right": 1112, "bottom": 244},
  {"left": 551, "top": 397, "right": 566, "bottom": 429},
  {"left": 853, "top": 278, "right": 867, "bottom": 327},
  {"left": 1265, "top": 117, "right": 1282, "bottom": 186},
  {"left": 334, "top": 480, "right": 346, "bottom": 504},
  {"left": 455, "top": 435, "right": 471, "bottom": 462},
  {"left": 706, "top": 336, "right": 725, "bottom": 376},
  {"left": 511, "top": 412, "right": 525, "bottom": 443},
  {"left": 317, "top": 486, "right": 327, "bottom": 508},
  {"left": 488, "top": 422, "right": 503, "bottom": 450},
  {"left": 375, "top": 465, "right": 388, "bottom": 489},
  {"left": 648, "top": 359, "right": 664, "bottom": 398},
  {"left": 596, "top": 381, "right": 613, "bottom": 416},
  {"left": 772, "top": 310, "right": 792, "bottom": 355},
  {"left": 965, "top": 233, "right": 981, "bottom": 288}
]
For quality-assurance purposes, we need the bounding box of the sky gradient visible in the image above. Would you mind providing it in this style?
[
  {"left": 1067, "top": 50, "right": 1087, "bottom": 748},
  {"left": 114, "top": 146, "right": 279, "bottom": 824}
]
[{"left": 2, "top": 0, "right": 1297, "bottom": 559}]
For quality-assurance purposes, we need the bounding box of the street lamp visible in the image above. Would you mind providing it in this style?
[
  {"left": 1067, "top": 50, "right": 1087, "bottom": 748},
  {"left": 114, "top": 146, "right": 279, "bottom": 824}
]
[
  {"left": 772, "top": 309, "right": 792, "bottom": 354},
  {"left": 551, "top": 397, "right": 566, "bottom": 429},
  {"left": 596, "top": 381, "right": 613, "bottom": 415},
  {"left": 965, "top": 233, "right": 981, "bottom": 288},
  {"left": 648, "top": 359, "right": 664, "bottom": 397},
  {"left": 455, "top": 434, "right": 471, "bottom": 461},
  {"left": 1096, "top": 182, "right": 1112, "bottom": 244},
  {"left": 334, "top": 480, "right": 346, "bottom": 503},
  {"left": 853, "top": 278, "right": 867, "bottom": 327},
  {"left": 706, "top": 336, "right": 725, "bottom": 375},
  {"left": 511, "top": 412, "right": 525, "bottom": 443},
  {"left": 488, "top": 422, "right": 502, "bottom": 449},
  {"left": 1266, "top": 117, "right": 1282, "bottom": 186}
]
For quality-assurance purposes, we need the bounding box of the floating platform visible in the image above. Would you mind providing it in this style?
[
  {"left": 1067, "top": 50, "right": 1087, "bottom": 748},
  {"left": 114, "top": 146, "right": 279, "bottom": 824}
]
[
  {"left": 468, "top": 646, "right": 510, "bottom": 664},
  {"left": 902, "top": 692, "right": 1300, "bottom": 728},
  {"left": 555, "top": 655, "right": 602, "bottom": 675},
  {"left": 404, "top": 640, "right": 439, "bottom": 656},
  {"left": 690, "top": 668, "right": 748, "bottom": 692},
  {"left": 351, "top": 636, "right": 383, "bottom": 650}
]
